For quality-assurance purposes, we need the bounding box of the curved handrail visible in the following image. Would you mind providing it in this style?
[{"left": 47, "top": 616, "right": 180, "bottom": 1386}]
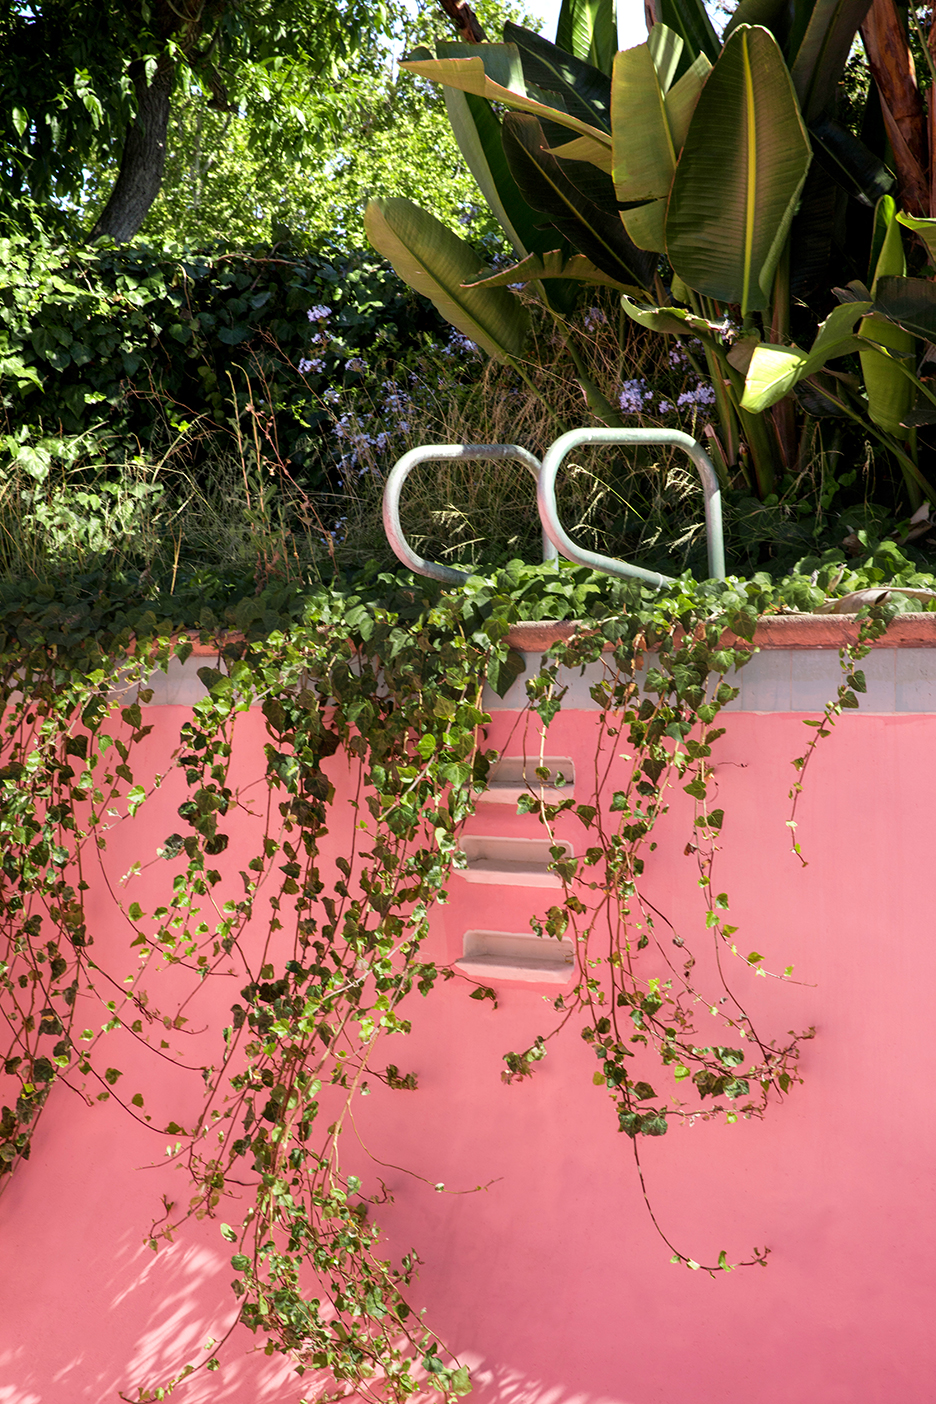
[
  {"left": 383, "top": 444, "right": 558, "bottom": 585},
  {"left": 537, "top": 428, "right": 726, "bottom": 585}
]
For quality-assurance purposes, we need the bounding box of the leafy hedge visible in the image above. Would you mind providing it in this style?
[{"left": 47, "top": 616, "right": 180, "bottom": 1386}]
[
  {"left": 3, "top": 536, "right": 935, "bottom": 671},
  {"left": 0, "top": 231, "right": 448, "bottom": 489}
]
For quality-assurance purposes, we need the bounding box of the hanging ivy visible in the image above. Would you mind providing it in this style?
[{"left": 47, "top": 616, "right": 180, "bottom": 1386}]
[{"left": 0, "top": 561, "right": 893, "bottom": 1399}]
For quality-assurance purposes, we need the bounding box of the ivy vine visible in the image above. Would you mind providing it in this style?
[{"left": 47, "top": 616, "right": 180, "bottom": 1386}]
[{"left": 0, "top": 562, "right": 898, "bottom": 1398}]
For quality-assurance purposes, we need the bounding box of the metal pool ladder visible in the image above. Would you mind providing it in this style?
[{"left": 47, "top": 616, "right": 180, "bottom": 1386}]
[{"left": 383, "top": 428, "right": 726, "bottom": 586}]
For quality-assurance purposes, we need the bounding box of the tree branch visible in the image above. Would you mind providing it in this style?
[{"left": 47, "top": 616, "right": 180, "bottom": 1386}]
[{"left": 436, "top": 0, "right": 488, "bottom": 44}]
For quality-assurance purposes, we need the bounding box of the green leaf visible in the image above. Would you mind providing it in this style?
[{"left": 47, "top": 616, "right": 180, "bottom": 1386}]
[
  {"left": 859, "top": 200, "right": 915, "bottom": 436},
  {"left": 503, "top": 22, "right": 612, "bottom": 132},
  {"left": 486, "top": 646, "right": 526, "bottom": 698},
  {"left": 619, "top": 295, "right": 725, "bottom": 339},
  {"left": 896, "top": 210, "right": 936, "bottom": 265},
  {"left": 501, "top": 114, "right": 656, "bottom": 288},
  {"left": 441, "top": 86, "right": 579, "bottom": 314},
  {"left": 788, "top": 0, "right": 874, "bottom": 123},
  {"left": 653, "top": 0, "right": 721, "bottom": 70},
  {"left": 666, "top": 25, "right": 812, "bottom": 314},
  {"left": 610, "top": 39, "right": 710, "bottom": 252},
  {"left": 665, "top": 51, "right": 713, "bottom": 148},
  {"left": 723, "top": 0, "right": 786, "bottom": 37},
  {"left": 448, "top": 1365, "right": 473, "bottom": 1395},
  {"left": 463, "top": 247, "right": 624, "bottom": 289},
  {"left": 648, "top": 21, "right": 685, "bottom": 91},
  {"left": 632, "top": 1080, "right": 657, "bottom": 1100},
  {"left": 741, "top": 299, "right": 871, "bottom": 411},
  {"left": 364, "top": 198, "right": 529, "bottom": 364},
  {"left": 555, "top": 0, "right": 617, "bottom": 75},
  {"left": 611, "top": 43, "right": 675, "bottom": 253},
  {"left": 401, "top": 48, "right": 613, "bottom": 154},
  {"left": 809, "top": 115, "right": 893, "bottom": 206},
  {"left": 872, "top": 276, "right": 936, "bottom": 341}
]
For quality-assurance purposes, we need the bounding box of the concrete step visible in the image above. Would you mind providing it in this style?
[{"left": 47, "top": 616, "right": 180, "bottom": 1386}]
[
  {"left": 481, "top": 756, "right": 575, "bottom": 805},
  {"left": 458, "top": 835, "right": 573, "bottom": 887},
  {"left": 454, "top": 929, "right": 575, "bottom": 984}
]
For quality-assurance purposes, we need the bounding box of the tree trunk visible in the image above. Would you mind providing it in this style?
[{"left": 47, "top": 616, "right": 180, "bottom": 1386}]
[
  {"left": 89, "top": 55, "right": 174, "bottom": 243},
  {"left": 861, "top": 0, "right": 929, "bottom": 215}
]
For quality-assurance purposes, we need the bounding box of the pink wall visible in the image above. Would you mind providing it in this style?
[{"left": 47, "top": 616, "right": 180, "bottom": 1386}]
[{"left": 1, "top": 692, "right": 933, "bottom": 1404}]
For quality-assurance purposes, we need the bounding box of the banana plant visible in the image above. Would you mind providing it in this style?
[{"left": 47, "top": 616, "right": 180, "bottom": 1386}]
[
  {"left": 366, "top": 0, "right": 936, "bottom": 508},
  {"left": 740, "top": 197, "right": 936, "bottom": 503}
]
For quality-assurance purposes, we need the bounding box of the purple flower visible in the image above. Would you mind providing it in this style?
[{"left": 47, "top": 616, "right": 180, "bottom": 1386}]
[
  {"left": 618, "top": 378, "right": 651, "bottom": 414},
  {"left": 307, "top": 304, "right": 332, "bottom": 322},
  {"left": 442, "top": 328, "right": 480, "bottom": 357},
  {"left": 676, "top": 382, "right": 717, "bottom": 409}
]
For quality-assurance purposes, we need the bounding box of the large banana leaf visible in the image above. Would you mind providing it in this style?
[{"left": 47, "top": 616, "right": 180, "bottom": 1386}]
[
  {"left": 364, "top": 198, "right": 530, "bottom": 363},
  {"left": 809, "top": 114, "right": 894, "bottom": 205},
  {"left": 896, "top": 211, "right": 936, "bottom": 265},
  {"left": 647, "top": 21, "right": 684, "bottom": 91},
  {"left": 729, "top": 0, "right": 872, "bottom": 116},
  {"left": 463, "top": 248, "right": 626, "bottom": 289},
  {"left": 545, "top": 134, "right": 614, "bottom": 172},
  {"left": 555, "top": 0, "right": 617, "bottom": 76},
  {"left": 788, "top": 0, "right": 874, "bottom": 121},
  {"left": 612, "top": 38, "right": 710, "bottom": 253},
  {"left": 443, "top": 87, "right": 529, "bottom": 256},
  {"left": 665, "top": 25, "right": 812, "bottom": 314},
  {"left": 502, "top": 22, "right": 612, "bottom": 131},
  {"left": 665, "top": 51, "right": 712, "bottom": 146},
  {"left": 727, "top": 0, "right": 884, "bottom": 202},
  {"left": 442, "top": 85, "right": 580, "bottom": 314},
  {"left": 433, "top": 40, "right": 574, "bottom": 123},
  {"left": 872, "top": 277, "right": 936, "bottom": 340},
  {"left": 741, "top": 300, "right": 872, "bottom": 410},
  {"left": 401, "top": 49, "right": 613, "bottom": 157},
  {"left": 859, "top": 198, "right": 914, "bottom": 436},
  {"left": 648, "top": 0, "right": 720, "bottom": 70},
  {"left": 620, "top": 295, "right": 728, "bottom": 338},
  {"left": 724, "top": 0, "right": 788, "bottom": 38},
  {"left": 612, "top": 44, "right": 674, "bottom": 203},
  {"left": 502, "top": 113, "right": 656, "bottom": 288},
  {"left": 788, "top": 161, "right": 840, "bottom": 296}
]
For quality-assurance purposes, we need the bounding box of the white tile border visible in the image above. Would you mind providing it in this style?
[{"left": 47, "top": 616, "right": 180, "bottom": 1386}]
[{"left": 131, "top": 620, "right": 936, "bottom": 715}]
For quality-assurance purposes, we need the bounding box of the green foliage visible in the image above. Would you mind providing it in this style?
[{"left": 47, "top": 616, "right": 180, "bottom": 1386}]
[
  {"left": 0, "top": 232, "right": 448, "bottom": 488},
  {"left": 365, "top": 0, "right": 936, "bottom": 521},
  {"left": 0, "top": 0, "right": 396, "bottom": 236},
  {"left": 0, "top": 524, "right": 925, "bottom": 1388}
]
